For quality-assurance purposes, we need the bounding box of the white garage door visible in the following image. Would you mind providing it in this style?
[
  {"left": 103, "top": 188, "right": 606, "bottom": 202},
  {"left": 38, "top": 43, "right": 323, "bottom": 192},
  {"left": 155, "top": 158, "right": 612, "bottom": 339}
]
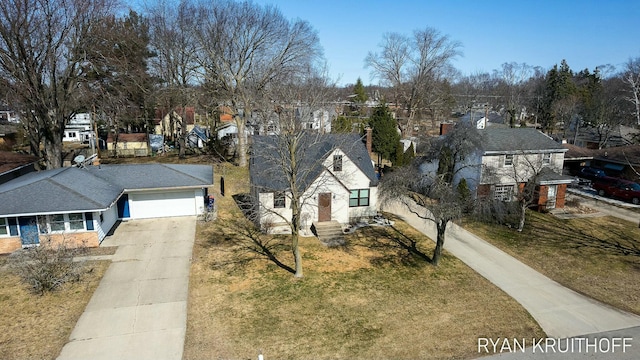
[{"left": 129, "top": 190, "right": 197, "bottom": 219}]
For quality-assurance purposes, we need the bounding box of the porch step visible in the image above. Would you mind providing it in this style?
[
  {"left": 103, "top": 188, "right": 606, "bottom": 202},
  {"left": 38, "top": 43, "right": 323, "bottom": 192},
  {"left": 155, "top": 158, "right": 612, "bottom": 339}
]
[{"left": 312, "top": 221, "right": 345, "bottom": 247}]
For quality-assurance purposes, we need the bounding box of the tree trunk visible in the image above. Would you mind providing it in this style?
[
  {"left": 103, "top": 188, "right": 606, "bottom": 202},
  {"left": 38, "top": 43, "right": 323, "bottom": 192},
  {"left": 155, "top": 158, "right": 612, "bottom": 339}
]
[
  {"left": 517, "top": 202, "right": 527, "bottom": 232},
  {"left": 236, "top": 117, "right": 247, "bottom": 167},
  {"left": 292, "top": 229, "right": 303, "bottom": 278},
  {"left": 43, "top": 134, "right": 63, "bottom": 169},
  {"left": 432, "top": 219, "right": 447, "bottom": 266},
  {"left": 291, "top": 207, "right": 303, "bottom": 278}
]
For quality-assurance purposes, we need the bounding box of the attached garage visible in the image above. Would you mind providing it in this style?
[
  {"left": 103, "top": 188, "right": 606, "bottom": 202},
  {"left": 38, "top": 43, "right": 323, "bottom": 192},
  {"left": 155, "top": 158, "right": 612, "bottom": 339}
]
[{"left": 128, "top": 189, "right": 204, "bottom": 219}]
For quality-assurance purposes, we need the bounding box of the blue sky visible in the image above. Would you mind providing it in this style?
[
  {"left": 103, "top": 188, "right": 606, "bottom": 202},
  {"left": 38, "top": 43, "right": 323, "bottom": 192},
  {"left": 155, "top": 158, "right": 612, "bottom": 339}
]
[{"left": 252, "top": 0, "right": 640, "bottom": 86}]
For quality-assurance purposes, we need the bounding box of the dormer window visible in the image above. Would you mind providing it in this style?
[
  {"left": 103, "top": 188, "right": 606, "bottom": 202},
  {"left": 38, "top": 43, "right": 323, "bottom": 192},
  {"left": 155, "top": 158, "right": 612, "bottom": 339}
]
[
  {"left": 542, "top": 153, "right": 551, "bottom": 165},
  {"left": 333, "top": 155, "right": 343, "bottom": 172}
]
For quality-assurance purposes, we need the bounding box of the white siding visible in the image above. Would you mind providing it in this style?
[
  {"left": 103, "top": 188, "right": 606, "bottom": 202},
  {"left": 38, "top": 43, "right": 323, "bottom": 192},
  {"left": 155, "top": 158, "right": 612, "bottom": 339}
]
[
  {"left": 98, "top": 205, "right": 118, "bottom": 242},
  {"left": 480, "top": 152, "right": 564, "bottom": 185},
  {"left": 258, "top": 191, "right": 293, "bottom": 233},
  {"left": 256, "top": 149, "right": 379, "bottom": 233}
]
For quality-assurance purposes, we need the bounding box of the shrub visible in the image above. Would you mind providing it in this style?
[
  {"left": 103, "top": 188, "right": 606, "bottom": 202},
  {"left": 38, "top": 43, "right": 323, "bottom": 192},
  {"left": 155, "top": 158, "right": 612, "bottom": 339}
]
[{"left": 9, "top": 239, "right": 87, "bottom": 295}]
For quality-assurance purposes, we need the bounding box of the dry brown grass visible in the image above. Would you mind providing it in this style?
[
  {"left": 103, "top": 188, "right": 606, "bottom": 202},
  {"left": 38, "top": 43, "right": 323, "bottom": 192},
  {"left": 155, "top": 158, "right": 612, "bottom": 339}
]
[
  {"left": 462, "top": 211, "right": 640, "bottom": 315},
  {"left": 0, "top": 258, "right": 109, "bottom": 360},
  {"left": 184, "top": 163, "right": 544, "bottom": 360}
]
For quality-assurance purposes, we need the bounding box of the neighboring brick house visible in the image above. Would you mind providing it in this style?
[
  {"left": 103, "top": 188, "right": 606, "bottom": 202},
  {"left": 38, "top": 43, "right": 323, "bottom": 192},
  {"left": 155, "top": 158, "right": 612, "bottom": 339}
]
[
  {"left": 0, "top": 164, "right": 213, "bottom": 254},
  {"left": 454, "top": 128, "right": 572, "bottom": 210},
  {"left": 250, "top": 133, "right": 378, "bottom": 234}
]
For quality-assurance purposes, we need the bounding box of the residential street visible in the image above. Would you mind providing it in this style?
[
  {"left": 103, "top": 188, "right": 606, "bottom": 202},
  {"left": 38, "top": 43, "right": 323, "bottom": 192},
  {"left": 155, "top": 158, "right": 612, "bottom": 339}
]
[
  {"left": 57, "top": 217, "right": 196, "bottom": 360},
  {"left": 383, "top": 200, "right": 640, "bottom": 356}
]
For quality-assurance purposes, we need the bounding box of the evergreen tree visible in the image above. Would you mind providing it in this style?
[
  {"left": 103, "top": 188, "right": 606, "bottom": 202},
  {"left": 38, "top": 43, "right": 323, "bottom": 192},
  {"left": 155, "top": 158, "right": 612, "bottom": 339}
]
[
  {"left": 369, "top": 104, "right": 400, "bottom": 163},
  {"left": 403, "top": 142, "right": 415, "bottom": 164},
  {"left": 540, "top": 60, "right": 577, "bottom": 134},
  {"left": 393, "top": 142, "right": 405, "bottom": 166},
  {"left": 331, "top": 116, "right": 352, "bottom": 133},
  {"left": 353, "top": 77, "right": 368, "bottom": 103}
]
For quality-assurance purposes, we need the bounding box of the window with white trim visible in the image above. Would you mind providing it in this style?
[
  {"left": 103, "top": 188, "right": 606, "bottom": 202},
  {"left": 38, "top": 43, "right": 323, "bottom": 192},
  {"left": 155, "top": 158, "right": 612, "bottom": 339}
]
[
  {"left": 542, "top": 153, "right": 551, "bottom": 165},
  {"left": 494, "top": 185, "right": 514, "bottom": 202},
  {"left": 504, "top": 154, "right": 514, "bottom": 166},
  {"left": 68, "top": 213, "right": 84, "bottom": 230},
  {"left": 48, "top": 213, "right": 86, "bottom": 232},
  {"left": 273, "top": 192, "right": 286, "bottom": 209},
  {"left": 50, "top": 214, "right": 66, "bottom": 232},
  {"left": 0, "top": 218, "right": 7, "bottom": 236},
  {"left": 349, "top": 189, "right": 370, "bottom": 207}
]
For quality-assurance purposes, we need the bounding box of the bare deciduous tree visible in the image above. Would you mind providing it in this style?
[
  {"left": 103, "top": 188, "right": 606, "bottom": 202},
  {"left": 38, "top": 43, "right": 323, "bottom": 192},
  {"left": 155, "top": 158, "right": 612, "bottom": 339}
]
[
  {"left": 365, "top": 27, "right": 461, "bottom": 134},
  {"left": 148, "top": 0, "right": 201, "bottom": 158},
  {"left": 380, "top": 122, "right": 480, "bottom": 265},
  {"left": 622, "top": 57, "right": 640, "bottom": 126},
  {"left": 0, "top": 0, "right": 117, "bottom": 168},
  {"left": 248, "top": 68, "right": 347, "bottom": 278},
  {"left": 197, "top": 0, "right": 322, "bottom": 166}
]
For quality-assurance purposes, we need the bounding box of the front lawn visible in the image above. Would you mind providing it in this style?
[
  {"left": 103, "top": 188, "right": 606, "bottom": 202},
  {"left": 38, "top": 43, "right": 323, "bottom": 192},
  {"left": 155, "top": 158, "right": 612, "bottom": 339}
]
[
  {"left": 0, "top": 258, "right": 109, "bottom": 360},
  {"left": 183, "top": 163, "right": 544, "bottom": 360},
  {"left": 462, "top": 210, "right": 640, "bottom": 315}
]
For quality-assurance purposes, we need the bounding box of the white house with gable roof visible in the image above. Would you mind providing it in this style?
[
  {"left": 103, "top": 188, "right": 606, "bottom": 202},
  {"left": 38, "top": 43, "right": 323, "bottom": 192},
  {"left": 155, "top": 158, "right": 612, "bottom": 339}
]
[{"left": 250, "top": 133, "right": 378, "bottom": 234}]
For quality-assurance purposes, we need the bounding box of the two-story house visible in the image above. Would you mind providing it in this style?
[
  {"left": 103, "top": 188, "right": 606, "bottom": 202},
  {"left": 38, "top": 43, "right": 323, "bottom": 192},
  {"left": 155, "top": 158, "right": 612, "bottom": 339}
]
[
  {"left": 464, "top": 128, "right": 571, "bottom": 210},
  {"left": 249, "top": 133, "right": 378, "bottom": 234}
]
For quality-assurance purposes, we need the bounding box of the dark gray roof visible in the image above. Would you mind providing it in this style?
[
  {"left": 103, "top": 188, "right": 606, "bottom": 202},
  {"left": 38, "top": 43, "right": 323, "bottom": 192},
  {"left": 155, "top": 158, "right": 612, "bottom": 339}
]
[
  {"left": 480, "top": 128, "right": 567, "bottom": 153},
  {"left": 536, "top": 167, "right": 573, "bottom": 184},
  {"left": 459, "top": 111, "right": 505, "bottom": 124},
  {"left": 84, "top": 164, "right": 213, "bottom": 190},
  {"left": 0, "top": 164, "right": 213, "bottom": 216},
  {"left": 250, "top": 133, "right": 377, "bottom": 191},
  {"left": 0, "top": 167, "right": 122, "bottom": 216}
]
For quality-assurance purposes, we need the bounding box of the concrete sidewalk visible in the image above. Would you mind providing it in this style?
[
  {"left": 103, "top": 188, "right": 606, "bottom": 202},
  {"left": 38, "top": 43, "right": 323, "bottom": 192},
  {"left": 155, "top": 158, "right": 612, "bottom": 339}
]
[
  {"left": 383, "top": 200, "right": 640, "bottom": 339},
  {"left": 57, "top": 217, "right": 196, "bottom": 360}
]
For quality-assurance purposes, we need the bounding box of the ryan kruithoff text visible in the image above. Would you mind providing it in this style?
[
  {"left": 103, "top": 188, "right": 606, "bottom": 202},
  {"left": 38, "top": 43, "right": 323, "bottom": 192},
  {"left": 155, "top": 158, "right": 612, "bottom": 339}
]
[{"left": 478, "top": 337, "right": 633, "bottom": 354}]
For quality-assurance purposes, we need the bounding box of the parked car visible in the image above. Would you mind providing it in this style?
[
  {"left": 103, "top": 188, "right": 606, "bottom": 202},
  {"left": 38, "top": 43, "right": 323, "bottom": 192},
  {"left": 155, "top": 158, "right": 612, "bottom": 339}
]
[
  {"left": 592, "top": 177, "right": 640, "bottom": 205},
  {"left": 579, "top": 167, "right": 607, "bottom": 181}
]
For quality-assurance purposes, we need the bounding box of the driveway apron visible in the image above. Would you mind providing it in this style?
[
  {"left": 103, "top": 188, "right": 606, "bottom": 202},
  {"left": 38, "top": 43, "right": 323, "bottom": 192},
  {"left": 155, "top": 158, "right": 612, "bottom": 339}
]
[
  {"left": 57, "top": 217, "right": 196, "bottom": 360},
  {"left": 384, "top": 200, "right": 640, "bottom": 339}
]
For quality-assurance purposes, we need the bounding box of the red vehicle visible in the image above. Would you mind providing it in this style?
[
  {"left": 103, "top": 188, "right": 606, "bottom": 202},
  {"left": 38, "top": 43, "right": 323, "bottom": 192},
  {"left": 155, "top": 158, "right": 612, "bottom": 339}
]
[{"left": 592, "top": 177, "right": 640, "bottom": 205}]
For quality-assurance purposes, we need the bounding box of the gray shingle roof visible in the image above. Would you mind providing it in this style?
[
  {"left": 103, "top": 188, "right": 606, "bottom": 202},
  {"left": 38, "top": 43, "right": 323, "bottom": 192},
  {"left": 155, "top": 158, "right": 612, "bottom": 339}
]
[
  {"left": 480, "top": 128, "right": 567, "bottom": 153},
  {"left": 0, "top": 167, "right": 122, "bottom": 216},
  {"left": 84, "top": 164, "right": 213, "bottom": 190},
  {"left": 250, "top": 133, "right": 377, "bottom": 191},
  {"left": 0, "top": 164, "right": 213, "bottom": 216}
]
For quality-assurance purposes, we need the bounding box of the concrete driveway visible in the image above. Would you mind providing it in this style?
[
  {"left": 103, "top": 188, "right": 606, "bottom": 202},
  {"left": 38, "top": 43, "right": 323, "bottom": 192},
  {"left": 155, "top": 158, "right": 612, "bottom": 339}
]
[
  {"left": 383, "top": 200, "right": 640, "bottom": 339},
  {"left": 57, "top": 217, "right": 196, "bottom": 360}
]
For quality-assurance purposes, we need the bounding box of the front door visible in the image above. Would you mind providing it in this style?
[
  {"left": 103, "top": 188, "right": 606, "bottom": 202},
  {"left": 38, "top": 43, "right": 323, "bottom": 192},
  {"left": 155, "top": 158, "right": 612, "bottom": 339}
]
[
  {"left": 318, "top": 193, "right": 332, "bottom": 222},
  {"left": 546, "top": 185, "right": 557, "bottom": 209},
  {"left": 18, "top": 216, "right": 39, "bottom": 246},
  {"left": 117, "top": 194, "right": 130, "bottom": 219}
]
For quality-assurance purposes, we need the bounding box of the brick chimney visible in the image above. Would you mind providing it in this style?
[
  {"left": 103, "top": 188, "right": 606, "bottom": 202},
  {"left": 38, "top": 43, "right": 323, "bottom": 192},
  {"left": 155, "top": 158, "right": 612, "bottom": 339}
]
[{"left": 365, "top": 127, "right": 372, "bottom": 154}]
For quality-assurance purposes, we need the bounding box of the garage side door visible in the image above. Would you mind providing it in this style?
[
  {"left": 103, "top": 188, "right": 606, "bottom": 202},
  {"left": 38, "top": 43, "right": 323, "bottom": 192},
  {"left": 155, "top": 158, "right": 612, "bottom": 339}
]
[{"left": 129, "top": 190, "right": 197, "bottom": 219}]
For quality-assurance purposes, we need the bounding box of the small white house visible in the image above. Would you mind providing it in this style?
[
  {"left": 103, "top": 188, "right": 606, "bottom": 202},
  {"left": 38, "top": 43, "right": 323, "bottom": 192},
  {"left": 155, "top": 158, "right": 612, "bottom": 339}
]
[
  {"left": 250, "top": 133, "right": 378, "bottom": 234},
  {"left": 64, "top": 113, "right": 95, "bottom": 143}
]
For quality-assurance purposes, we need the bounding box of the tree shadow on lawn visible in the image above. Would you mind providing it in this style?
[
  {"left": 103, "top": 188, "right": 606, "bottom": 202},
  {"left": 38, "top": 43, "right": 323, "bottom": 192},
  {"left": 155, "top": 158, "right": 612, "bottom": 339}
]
[
  {"left": 199, "top": 194, "right": 295, "bottom": 275},
  {"left": 518, "top": 213, "right": 640, "bottom": 258},
  {"left": 344, "top": 214, "right": 433, "bottom": 267}
]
